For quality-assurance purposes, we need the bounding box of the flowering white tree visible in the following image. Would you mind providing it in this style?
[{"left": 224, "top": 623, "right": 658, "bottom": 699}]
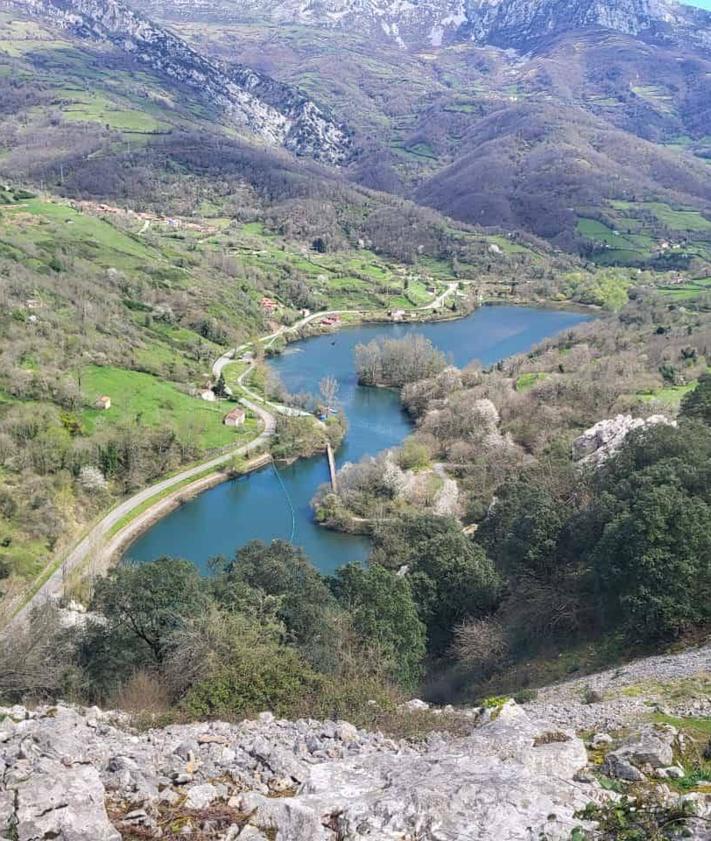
[{"left": 78, "top": 465, "right": 108, "bottom": 493}]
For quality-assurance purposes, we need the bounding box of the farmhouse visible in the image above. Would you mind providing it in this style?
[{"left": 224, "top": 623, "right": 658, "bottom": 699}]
[
  {"left": 95, "top": 395, "right": 111, "bottom": 410},
  {"left": 224, "top": 407, "right": 246, "bottom": 427},
  {"left": 197, "top": 388, "right": 216, "bottom": 402},
  {"left": 260, "top": 297, "right": 279, "bottom": 313}
]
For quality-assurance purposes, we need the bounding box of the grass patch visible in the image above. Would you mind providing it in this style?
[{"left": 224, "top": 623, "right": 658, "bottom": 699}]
[
  {"left": 80, "top": 365, "right": 254, "bottom": 450},
  {"left": 516, "top": 372, "right": 548, "bottom": 392},
  {"left": 618, "top": 674, "right": 711, "bottom": 703},
  {"left": 62, "top": 91, "right": 166, "bottom": 133},
  {"left": 640, "top": 202, "right": 711, "bottom": 233},
  {"left": 638, "top": 383, "right": 697, "bottom": 404}
]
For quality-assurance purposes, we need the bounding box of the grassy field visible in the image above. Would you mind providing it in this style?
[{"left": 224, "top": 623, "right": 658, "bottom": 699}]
[
  {"left": 637, "top": 383, "right": 697, "bottom": 405},
  {"left": 656, "top": 277, "right": 711, "bottom": 301},
  {"left": 576, "top": 217, "right": 653, "bottom": 261},
  {"left": 80, "top": 365, "right": 258, "bottom": 450},
  {"left": 1, "top": 198, "right": 159, "bottom": 267},
  {"left": 60, "top": 90, "right": 168, "bottom": 133},
  {"left": 630, "top": 84, "right": 675, "bottom": 115},
  {"left": 515, "top": 372, "right": 548, "bottom": 392},
  {"left": 577, "top": 201, "right": 711, "bottom": 273}
]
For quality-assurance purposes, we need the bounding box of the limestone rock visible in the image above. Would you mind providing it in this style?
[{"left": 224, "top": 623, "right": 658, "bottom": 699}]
[
  {"left": 297, "top": 704, "right": 593, "bottom": 840},
  {"left": 0, "top": 702, "right": 601, "bottom": 841},
  {"left": 607, "top": 725, "right": 677, "bottom": 771},
  {"left": 401, "top": 698, "right": 430, "bottom": 712},
  {"left": 183, "top": 782, "right": 219, "bottom": 810},
  {"left": 573, "top": 413, "right": 676, "bottom": 466},
  {"left": 3, "top": 0, "right": 350, "bottom": 163},
  {"left": 14, "top": 759, "right": 120, "bottom": 841},
  {"left": 604, "top": 753, "right": 646, "bottom": 782}
]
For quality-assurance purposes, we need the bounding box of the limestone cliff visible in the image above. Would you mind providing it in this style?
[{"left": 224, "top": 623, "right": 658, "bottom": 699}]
[{"left": 1, "top": 0, "right": 351, "bottom": 162}]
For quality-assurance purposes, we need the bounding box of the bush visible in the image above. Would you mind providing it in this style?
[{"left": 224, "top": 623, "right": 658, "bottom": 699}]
[
  {"left": 397, "top": 438, "right": 431, "bottom": 471},
  {"left": 450, "top": 618, "right": 508, "bottom": 674},
  {"left": 111, "top": 670, "right": 171, "bottom": 716},
  {"left": 513, "top": 688, "right": 538, "bottom": 704},
  {"left": 182, "top": 646, "right": 322, "bottom": 719},
  {"left": 163, "top": 607, "right": 323, "bottom": 719}
]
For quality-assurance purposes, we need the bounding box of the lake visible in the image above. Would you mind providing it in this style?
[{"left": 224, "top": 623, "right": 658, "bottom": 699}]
[{"left": 124, "top": 305, "right": 590, "bottom": 573}]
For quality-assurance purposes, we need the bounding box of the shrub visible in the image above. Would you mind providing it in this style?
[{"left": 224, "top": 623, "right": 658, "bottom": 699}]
[
  {"left": 513, "top": 688, "right": 538, "bottom": 704},
  {"left": 451, "top": 618, "right": 508, "bottom": 673},
  {"left": 397, "top": 438, "right": 431, "bottom": 471},
  {"left": 181, "top": 643, "right": 322, "bottom": 719},
  {"left": 112, "top": 670, "right": 171, "bottom": 716}
]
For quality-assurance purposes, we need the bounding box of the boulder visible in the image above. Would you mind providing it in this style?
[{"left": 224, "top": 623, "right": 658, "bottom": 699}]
[
  {"left": 604, "top": 753, "right": 646, "bottom": 782},
  {"left": 297, "top": 704, "right": 592, "bottom": 840},
  {"left": 604, "top": 725, "right": 677, "bottom": 779},
  {"left": 14, "top": 759, "right": 120, "bottom": 841},
  {"left": 614, "top": 725, "right": 677, "bottom": 769},
  {"left": 237, "top": 828, "right": 270, "bottom": 841},
  {"left": 184, "top": 782, "right": 219, "bottom": 810},
  {"left": 400, "top": 698, "right": 430, "bottom": 712},
  {"left": 573, "top": 414, "right": 675, "bottom": 466}
]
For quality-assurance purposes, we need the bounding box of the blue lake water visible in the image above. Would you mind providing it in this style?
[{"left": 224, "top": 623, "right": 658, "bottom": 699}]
[{"left": 125, "top": 305, "right": 590, "bottom": 573}]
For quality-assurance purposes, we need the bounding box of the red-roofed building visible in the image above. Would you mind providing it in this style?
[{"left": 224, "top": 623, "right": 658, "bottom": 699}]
[{"left": 224, "top": 407, "right": 246, "bottom": 427}]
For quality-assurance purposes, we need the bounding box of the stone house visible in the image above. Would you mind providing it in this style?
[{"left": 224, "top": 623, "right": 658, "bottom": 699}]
[{"left": 224, "top": 407, "right": 246, "bottom": 427}]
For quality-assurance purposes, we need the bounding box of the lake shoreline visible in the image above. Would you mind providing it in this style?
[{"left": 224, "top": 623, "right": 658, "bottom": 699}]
[
  {"left": 125, "top": 304, "right": 594, "bottom": 574},
  {"left": 103, "top": 453, "right": 274, "bottom": 571}
]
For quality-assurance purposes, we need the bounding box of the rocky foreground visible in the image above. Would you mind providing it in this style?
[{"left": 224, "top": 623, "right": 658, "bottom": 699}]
[{"left": 1, "top": 692, "right": 710, "bottom": 841}]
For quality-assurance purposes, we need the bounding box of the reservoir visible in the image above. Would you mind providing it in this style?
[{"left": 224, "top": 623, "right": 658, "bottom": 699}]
[{"left": 124, "top": 305, "right": 590, "bottom": 573}]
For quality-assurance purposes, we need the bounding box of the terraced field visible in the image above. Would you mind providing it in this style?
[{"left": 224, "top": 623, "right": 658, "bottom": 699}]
[{"left": 576, "top": 200, "right": 711, "bottom": 272}]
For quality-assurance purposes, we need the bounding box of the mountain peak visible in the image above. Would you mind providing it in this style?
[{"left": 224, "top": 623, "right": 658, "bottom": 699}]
[
  {"left": 130, "top": 0, "right": 711, "bottom": 51},
  {"left": 2, "top": 0, "right": 351, "bottom": 161},
  {"left": 463, "top": 0, "right": 703, "bottom": 48}
]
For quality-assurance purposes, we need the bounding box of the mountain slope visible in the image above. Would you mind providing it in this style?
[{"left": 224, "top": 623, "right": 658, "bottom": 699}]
[
  {"left": 1, "top": 0, "right": 351, "bottom": 161},
  {"left": 139, "top": 7, "right": 711, "bottom": 258},
  {"left": 414, "top": 99, "right": 711, "bottom": 247},
  {"left": 131, "top": 0, "right": 711, "bottom": 50},
  {"left": 462, "top": 0, "right": 711, "bottom": 51}
]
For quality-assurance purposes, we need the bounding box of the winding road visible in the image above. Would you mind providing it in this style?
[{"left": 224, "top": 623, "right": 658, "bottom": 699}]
[
  {"left": 3, "top": 398, "right": 275, "bottom": 632},
  {"left": 2, "top": 284, "right": 460, "bottom": 633}
]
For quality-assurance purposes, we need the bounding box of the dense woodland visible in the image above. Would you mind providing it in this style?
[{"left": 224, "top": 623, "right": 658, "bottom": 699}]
[
  {"left": 1, "top": 2, "right": 711, "bottom": 721},
  {"left": 3, "top": 296, "right": 710, "bottom": 714}
]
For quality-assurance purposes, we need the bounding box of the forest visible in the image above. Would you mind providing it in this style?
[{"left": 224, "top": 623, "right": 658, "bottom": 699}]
[{"left": 3, "top": 309, "right": 710, "bottom": 716}]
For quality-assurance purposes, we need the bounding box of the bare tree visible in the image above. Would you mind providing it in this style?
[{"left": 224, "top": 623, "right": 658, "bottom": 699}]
[
  {"left": 0, "top": 605, "right": 77, "bottom": 701},
  {"left": 319, "top": 375, "right": 340, "bottom": 412}
]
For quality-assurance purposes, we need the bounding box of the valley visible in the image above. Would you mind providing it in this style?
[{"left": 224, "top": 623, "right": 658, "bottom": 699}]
[{"left": 0, "top": 0, "right": 711, "bottom": 838}]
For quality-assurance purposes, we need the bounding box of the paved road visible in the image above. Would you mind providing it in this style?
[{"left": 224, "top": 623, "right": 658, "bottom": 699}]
[
  {"left": 422, "top": 282, "right": 459, "bottom": 310},
  {"left": 3, "top": 398, "right": 275, "bottom": 632},
  {"left": 212, "top": 288, "right": 458, "bottom": 406},
  {"left": 3, "top": 287, "right": 460, "bottom": 632}
]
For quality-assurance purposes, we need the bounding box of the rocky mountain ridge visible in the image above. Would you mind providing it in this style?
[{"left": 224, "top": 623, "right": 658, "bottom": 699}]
[
  {"left": 3, "top": 634, "right": 710, "bottom": 840},
  {"left": 130, "top": 0, "right": 711, "bottom": 51},
  {"left": 3, "top": 686, "right": 711, "bottom": 840},
  {"left": 463, "top": 0, "right": 711, "bottom": 50},
  {"left": 2, "top": 0, "right": 351, "bottom": 162},
  {"left": 0, "top": 702, "right": 602, "bottom": 840}
]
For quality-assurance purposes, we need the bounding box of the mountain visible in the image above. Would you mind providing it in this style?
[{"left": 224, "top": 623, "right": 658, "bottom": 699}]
[
  {"left": 462, "top": 0, "right": 711, "bottom": 51},
  {"left": 1, "top": 0, "right": 351, "bottom": 161},
  {"left": 131, "top": 0, "right": 711, "bottom": 51},
  {"left": 2, "top": 0, "right": 710, "bottom": 260},
  {"left": 128, "top": 0, "right": 711, "bottom": 259}
]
